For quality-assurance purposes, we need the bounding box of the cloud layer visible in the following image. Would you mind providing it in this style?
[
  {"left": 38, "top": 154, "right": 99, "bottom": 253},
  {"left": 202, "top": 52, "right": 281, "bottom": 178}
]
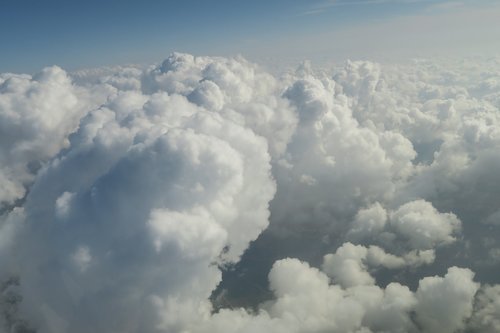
[{"left": 1, "top": 53, "right": 500, "bottom": 332}]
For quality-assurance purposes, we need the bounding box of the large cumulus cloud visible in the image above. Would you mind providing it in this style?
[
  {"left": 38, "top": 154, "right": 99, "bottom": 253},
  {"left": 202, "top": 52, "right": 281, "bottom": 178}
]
[
  {"left": 1, "top": 53, "right": 500, "bottom": 333},
  {"left": 0, "top": 54, "right": 277, "bottom": 333},
  {"left": 195, "top": 258, "right": 478, "bottom": 333}
]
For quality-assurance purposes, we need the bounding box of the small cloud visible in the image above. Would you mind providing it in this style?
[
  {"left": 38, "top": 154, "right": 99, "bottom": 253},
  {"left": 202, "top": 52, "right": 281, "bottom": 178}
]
[
  {"left": 72, "top": 246, "right": 92, "bottom": 273},
  {"left": 297, "top": 8, "right": 326, "bottom": 16}
]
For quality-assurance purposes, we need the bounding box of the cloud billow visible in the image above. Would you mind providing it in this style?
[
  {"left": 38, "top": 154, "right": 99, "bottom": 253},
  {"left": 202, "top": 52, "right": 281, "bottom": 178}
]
[{"left": 1, "top": 53, "right": 500, "bottom": 333}]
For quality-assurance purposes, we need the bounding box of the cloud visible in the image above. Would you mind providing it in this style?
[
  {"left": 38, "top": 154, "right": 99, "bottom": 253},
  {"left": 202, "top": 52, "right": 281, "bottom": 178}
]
[
  {"left": 1, "top": 53, "right": 500, "bottom": 333},
  {"left": 390, "top": 199, "right": 462, "bottom": 250},
  {"left": 0, "top": 67, "right": 95, "bottom": 206},
  {"left": 323, "top": 243, "right": 376, "bottom": 288},
  {"left": 415, "top": 267, "right": 479, "bottom": 333},
  {"left": 322, "top": 242, "right": 434, "bottom": 289},
  {"left": 196, "top": 258, "right": 479, "bottom": 333},
  {"left": 348, "top": 202, "right": 388, "bottom": 241},
  {"left": 1, "top": 55, "right": 277, "bottom": 332},
  {"left": 470, "top": 285, "right": 500, "bottom": 332},
  {"left": 308, "top": 0, "right": 440, "bottom": 14}
]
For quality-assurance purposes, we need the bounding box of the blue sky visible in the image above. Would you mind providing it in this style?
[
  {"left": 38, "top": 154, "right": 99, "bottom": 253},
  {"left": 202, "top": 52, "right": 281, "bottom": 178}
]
[{"left": 1, "top": 0, "right": 499, "bottom": 73}]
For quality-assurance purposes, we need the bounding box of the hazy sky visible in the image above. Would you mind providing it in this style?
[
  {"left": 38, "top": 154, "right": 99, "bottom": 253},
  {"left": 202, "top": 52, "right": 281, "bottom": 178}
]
[{"left": 2, "top": 0, "right": 499, "bottom": 72}]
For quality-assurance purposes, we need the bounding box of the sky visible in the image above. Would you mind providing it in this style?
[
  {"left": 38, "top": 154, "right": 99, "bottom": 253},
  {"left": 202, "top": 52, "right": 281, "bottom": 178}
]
[
  {"left": 3, "top": 2, "right": 500, "bottom": 333},
  {"left": 1, "top": 0, "right": 500, "bottom": 73}
]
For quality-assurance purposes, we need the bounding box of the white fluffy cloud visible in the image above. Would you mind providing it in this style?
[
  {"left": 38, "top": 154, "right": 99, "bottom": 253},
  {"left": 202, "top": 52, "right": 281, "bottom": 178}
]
[
  {"left": 195, "top": 258, "right": 412, "bottom": 333},
  {"left": 415, "top": 267, "right": 479, "bottom": 333},
  {"left": 390, "top": 199, "right": 462, "bottom": 250},
  {"left": 323, "top": 243, "right": 376, "bottom": 288},
  {"left": 470, "top": 285, "right": 500, "bottom": 333},
  {"left": 0, "top": 67, "right": 95, "bottom": 206},
  {"left": 322, "top": 242, "right": 434, "bottom": 289},
  {"left": 1, "top": 53, "right": 500, "bottom": 333},
  {"left": 1, "top": 55, "right": 277, "bottom": 333},
  {"left": 345, "top": 199, "right": 458, "bottom": 272},
  {"left": 195, "top": 258, "right": 480, "bottom": 333},
  {"left": 348, "top": 202, "right": 388, "bottom": 240}
]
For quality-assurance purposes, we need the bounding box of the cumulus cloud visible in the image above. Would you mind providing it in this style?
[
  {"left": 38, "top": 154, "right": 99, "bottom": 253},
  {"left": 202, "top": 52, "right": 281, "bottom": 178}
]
[
  {"left": 348, "top": 202, "right": 388, "bottom": 240},
  {"left": 390, "top": 199, "right": 462, "bottom": 250},
  {"left": 1, "top": 54, "right": 277, "bottom": 333},
  {"left": 1, "top": 53, "right": 500, "bottom": 333},
  {"left": 415, "top": 267, "right": 479, "bottom": 333},
  {"left": 196, "top": 258, "right": 408, "bottom": 333},
  {"left": 322, "top": 242, "right": 435, "bottom": 289},
  {"left": 0, "top": 67, "right": 95, "bottom": 206},
  {"left": 470, "top": 285, "right": 500, "bottom": 333},
  {"left": 195, "top": 258, "right": 480, "bottom": 333},
  {"left": 323, "top": 242, "right": 376, "bottom": 288},
  {"left": 345, "top": 199, "right": 458, "bottom": 272}
]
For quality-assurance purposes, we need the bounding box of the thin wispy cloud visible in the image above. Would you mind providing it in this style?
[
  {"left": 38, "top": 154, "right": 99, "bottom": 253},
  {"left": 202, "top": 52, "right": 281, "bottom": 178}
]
[{"left": 301, "top": 0, "right": 448, "bottom": 16}]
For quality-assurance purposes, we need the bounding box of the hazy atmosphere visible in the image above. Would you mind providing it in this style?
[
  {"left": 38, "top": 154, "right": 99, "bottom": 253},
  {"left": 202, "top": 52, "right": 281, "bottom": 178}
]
[{"left": 1, "top": 1, "right": 500, "bottom": 332}]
